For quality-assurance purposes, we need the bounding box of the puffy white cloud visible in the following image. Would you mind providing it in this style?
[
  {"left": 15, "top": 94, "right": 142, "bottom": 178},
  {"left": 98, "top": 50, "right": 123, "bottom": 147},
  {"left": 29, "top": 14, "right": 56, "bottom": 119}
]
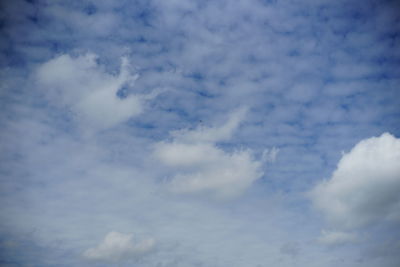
[
  {"left": 83, "top": 231, "right": 155, "bottom": 262},
  {"left": 35, "top": 53, "right": 145, "bottom": 131},
  {"left": 158, "top": 143, "right": 262, "bottom": 198},
  {"left": 311, "top": 133, "right": 400, "bottom": 230},
  {"left": 317, "top": 230, "right": 358, "bottom": 246},
  {"left": 154, "top": 108, "right": 263, "bottom": 199}
]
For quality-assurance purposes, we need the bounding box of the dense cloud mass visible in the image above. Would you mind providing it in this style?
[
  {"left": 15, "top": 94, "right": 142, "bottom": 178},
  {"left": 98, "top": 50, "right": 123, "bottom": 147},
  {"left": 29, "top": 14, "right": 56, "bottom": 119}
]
[
  {"left": 311, "top": 133, "right": 400, "bottom": 230},
  {"left": 0, "top": 0, "right": 399, "bottom": 266},
  {"left": 154, "top": 109, "right": 264, "bottom": 198},
  {"left": 35, "top": 53, "right": 146, "bottom": 132}
]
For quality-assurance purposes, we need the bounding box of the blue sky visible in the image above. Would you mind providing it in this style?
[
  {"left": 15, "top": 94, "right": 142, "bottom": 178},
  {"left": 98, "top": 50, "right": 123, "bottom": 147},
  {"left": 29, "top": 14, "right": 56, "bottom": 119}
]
[{"left": 0, "top": 0, "right": 400, "bottom": 266}]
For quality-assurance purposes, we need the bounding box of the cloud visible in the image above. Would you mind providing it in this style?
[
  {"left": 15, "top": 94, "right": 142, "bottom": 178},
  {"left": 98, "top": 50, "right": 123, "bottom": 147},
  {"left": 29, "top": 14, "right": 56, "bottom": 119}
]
[
  {"left": 262, "top": 147, "right": 279, "bottom": 163},
  {"left": 1, "top": 0, "right": 400, "bottom": 266},
  {"left": 310, "top": 133, "right": 400, "bottom": 230},
  {"left": 360, "top": 239, "right": 400, "bottom": 267},
  {"left": 170, "top": 107, "right": 248, "bottom": 143},
  {"left": 45, "top": 5, "right": 119, "bottom": 38},
  {"left": 154, "top": 108, "right": 263, "bottom": 199},
  {"left": 317, "top": 230, "right": 358, "bottom": 246},
  {"left": 280, "top": 241, "right": 300, "bottom": 258},
  {"left": 35, "top": 53, "right": 144, "bottom": 132},
  {"left": 83, "top": 231, "right": 155, "bottom": 262}
]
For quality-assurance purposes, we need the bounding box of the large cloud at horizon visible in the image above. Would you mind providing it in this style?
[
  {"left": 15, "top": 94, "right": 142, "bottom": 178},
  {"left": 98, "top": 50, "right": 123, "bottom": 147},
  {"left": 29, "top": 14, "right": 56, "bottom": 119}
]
[
  {"left": 311, "top": 133, "right": 400, "bottom": 230},
  {"left": 0, "top": 0, "right": 400, "bottom": 266},
  {"left": 311, "top": 132, "right": 400, "bottom": 266}
]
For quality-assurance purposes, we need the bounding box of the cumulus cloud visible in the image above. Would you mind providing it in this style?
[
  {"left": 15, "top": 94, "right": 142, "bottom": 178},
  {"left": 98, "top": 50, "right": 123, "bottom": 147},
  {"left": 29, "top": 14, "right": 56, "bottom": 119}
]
[
  {"left": 83, "top": 231, "right": 155, "bottom": 262},
  {"left": 154, "top": 108, "right": 263, "bottom": 199},
  {"left": 35, "top": 53, "right": 145, "bottom": 132},
  {"left": 311, "top": 133, "right": 400, "bottom": 230}
]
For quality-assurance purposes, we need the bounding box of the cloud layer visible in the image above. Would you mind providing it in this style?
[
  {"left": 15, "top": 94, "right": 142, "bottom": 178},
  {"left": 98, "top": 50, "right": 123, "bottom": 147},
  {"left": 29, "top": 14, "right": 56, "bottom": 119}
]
[{"left": 0, "top": 0, "right": 399, "bottom": 266}]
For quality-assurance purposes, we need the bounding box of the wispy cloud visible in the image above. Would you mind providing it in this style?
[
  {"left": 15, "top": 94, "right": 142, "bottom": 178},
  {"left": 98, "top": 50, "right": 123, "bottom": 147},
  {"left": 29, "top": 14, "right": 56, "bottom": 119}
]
[{"left": 83, "top": 231, "right": 155, "bottom": 262}]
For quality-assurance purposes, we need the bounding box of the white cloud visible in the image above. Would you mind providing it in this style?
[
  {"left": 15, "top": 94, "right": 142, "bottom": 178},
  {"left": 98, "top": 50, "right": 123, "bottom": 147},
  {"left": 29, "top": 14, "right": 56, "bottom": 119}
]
[
  {"left": 317, "top": 230, "right": 358, "bottom": 246},
  {"left": 46, "top": 6, "right": 119, "bottom": 37},
  {"left": 83, "top": 231, "right": 155, "bottom": 262},
  {"left": 2, "top": 0, "right": 400, "bottom": 265},
  {"left": 170, "top": 107, "right": 248, "bottom": 144},
  {"left": 285, "top": 81, "right": 320, "bottom": 103},
  {"left": 311, "top": 133, "right": 400, "bottom": 230},
  {"left": 154, "top": 108, "right": 263, "bottom": 199},
  {"left": 262, "top": 147, "right": 279, "bottom": 163},
  {"left": 35, "top": 53, "right": 144, "bottom": 132},
  {"left": 160, "top": 143, "right": 262, "bottom": 198}
]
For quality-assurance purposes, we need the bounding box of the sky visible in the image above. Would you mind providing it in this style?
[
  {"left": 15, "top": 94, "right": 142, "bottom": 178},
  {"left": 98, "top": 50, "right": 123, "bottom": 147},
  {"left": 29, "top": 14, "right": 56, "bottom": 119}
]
[{"left": 0, "top": 0, "right": 400, "bottom": 266}]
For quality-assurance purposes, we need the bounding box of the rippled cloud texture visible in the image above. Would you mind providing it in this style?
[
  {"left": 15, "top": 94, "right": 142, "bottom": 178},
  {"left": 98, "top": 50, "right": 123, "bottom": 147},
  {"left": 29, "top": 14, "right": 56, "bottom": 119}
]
[{"left": 1, "top": 0, "right": 399, "bottom": 266}]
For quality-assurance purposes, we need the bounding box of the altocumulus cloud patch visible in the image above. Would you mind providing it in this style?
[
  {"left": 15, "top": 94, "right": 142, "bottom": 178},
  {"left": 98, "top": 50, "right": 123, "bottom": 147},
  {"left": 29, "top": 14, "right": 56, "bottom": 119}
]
[{"left": 1, "top": 0, "right": 400, "bottom": 266}]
